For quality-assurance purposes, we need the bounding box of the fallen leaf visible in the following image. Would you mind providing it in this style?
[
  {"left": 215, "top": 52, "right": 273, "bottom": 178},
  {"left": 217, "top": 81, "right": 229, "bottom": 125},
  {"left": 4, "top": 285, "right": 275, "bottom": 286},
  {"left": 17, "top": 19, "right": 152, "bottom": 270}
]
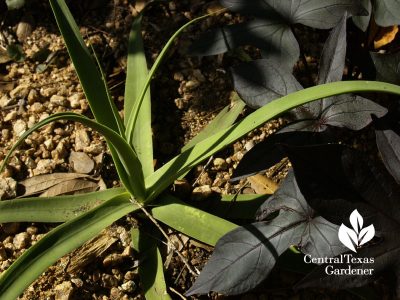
[
  {"left": 19, "top": 173, "right": 89, "bottom": 197},
  {"left": 374, "top": 25, "right": 399, "bottom": 49},
  {"left": 248, "top": 174, "right": 278, "bottom": 194},
  {"left": 39, "top": 179, "right": 98, "bottom": 197}
]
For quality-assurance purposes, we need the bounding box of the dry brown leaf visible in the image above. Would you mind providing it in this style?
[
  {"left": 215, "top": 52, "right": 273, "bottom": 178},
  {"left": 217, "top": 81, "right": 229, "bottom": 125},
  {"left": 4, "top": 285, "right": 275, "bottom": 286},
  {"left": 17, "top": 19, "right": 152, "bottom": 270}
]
[
  {"left": 19, "top": 173, "right": 89, "bottom": 197},
  {"left": 39, "top": 179, "right": 98, "bottom": 197},
  {"left": 67, "top": 228, "right": 118, "bottom": 273},
  {"left": 374, "top": 25, "right": 399, "bottom": 49},
  {"left": 248, "top": 174, "right": 278, "bottom": 194}
]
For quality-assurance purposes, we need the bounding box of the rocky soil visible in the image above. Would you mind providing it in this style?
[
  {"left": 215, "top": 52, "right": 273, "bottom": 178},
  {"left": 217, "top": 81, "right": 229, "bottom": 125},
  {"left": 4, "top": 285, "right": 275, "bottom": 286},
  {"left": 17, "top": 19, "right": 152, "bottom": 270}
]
[{"left": 0, "top": 1, "right": 386, "bottom": 299}]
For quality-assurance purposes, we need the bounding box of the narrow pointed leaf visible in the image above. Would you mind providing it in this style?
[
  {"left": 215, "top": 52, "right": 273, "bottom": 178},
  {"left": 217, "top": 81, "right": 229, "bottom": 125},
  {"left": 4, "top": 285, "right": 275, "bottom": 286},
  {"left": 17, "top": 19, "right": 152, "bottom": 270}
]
[
  {"left": 182, "top": 93, "right": 245, "bottom": 151},
  {"left": 0, "top": 112, "right": 145, "bottom": 201},
  {"left": 200, "top": 194, "right": 270, "bottom": 219},
  {"left": 126, "top": 13, "right": 213, "bottom": 146},
  {"left": 125, "top": 14, "right": 154, "bottom": 177},
  {"left": 318, "top": 14, "right": 347, "bottom": 84},
  {"left": 145, "top": 81, "right": 400, "bottom": 202},
  {"left": 152, "top": 195, "right": 237, "bottom": 246},
  {"left": 49, "top": 0, "right": 123, "bottom": 134},
  {"left": 0, "top": 188, "right": 126, "bottom": 223},
  {"left": 0, "top": 193, "right": 136, "bottom": 299},
  {"left": 131, "top": 229, "right": 172, "bottom": 300},
  {"left": 352, "top": 0, "right": 371, "bottom": 32}
]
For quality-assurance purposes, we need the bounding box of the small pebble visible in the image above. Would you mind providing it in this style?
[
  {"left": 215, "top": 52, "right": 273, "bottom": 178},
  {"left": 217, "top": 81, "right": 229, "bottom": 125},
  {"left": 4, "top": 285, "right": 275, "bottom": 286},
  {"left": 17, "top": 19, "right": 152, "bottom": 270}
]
[
  {"left": 0, "top": 178, "right": 17, "bottom": 200},
  {"left": 213, "top": 157, "right": 228, "bottom": 170},
  {"left": 103, "top": 253, "right": 124, "bottom": 268},
  {"left": 13, "top": 232, "right": 30, "bottom": 250},
  {"left": 121, "top": 281, "right": 136, "bottom": 293},
  {"left": 69, "top": 151, "right": 94, "bottom": 174},
  {"left": 54, "top": 281, "right": 74, "bottom": 300},
  {"left": 13, "top": 119, "right": 27, "bottom": 136},
  {"left": 10, "top": 84, "right": 29, "bottom": 99},
  {"left": 50, "top": 95, "right": 68, "bottom": 106},
  {"left": 191, "top": 185, "right": 213, "bottom": 201},
  {"left": 4, "top": 111, "right": 18, "bottom": 122}
]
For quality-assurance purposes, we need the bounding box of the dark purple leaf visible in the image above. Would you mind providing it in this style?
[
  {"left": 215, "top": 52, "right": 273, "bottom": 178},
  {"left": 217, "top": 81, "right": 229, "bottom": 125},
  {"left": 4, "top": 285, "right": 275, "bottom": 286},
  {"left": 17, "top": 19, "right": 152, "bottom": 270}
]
[
  {"left": 220, "top": 0, "right": 367, "bottom": 29},
  {"left": 187, "top": 171, "right": 345, "bottom": 296},
  {"left": 370, "top": 51, "right": 400, "bottom": 85},
  {"left": 317, "top": 14, "right": 347, "bottom": 84},
  {"left": 281, "top": 143, "right": 400, "bottom": 294},
  {"left": 320, "top": 94, "right": 387, "bottom": 130},
  {"left": 352, "top": 0, "right": 371, "bottom": 31},
  {"left": 190, "top": 1, "right": 365, "bottom": 69},
  {"left": 376, "top": 129, "right": 400, "bottom": 184},
  {"left": 189, "top": 19, "right": 299, "bottom": 70},
  {"left": 374, "top": 0, "right": 400, "bottom": 26},
  {"left": 232, "top": 59, "right": 302, "bottom": 108},
  {"left": 185, "top": 213, "right": 303, "bottom": 296}
]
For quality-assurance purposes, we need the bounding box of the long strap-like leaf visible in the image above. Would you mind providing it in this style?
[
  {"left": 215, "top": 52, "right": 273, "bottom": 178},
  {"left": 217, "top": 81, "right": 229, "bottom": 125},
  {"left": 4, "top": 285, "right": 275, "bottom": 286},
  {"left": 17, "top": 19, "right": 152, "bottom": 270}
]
[
  {"left": 145, "top": 81, "right": 400, "bottom": 202},
  {"left": 0, "top": 112, "right": 145, "bottom": 201},
  {"left": 125, "top": 14, "right": 154, "bottom": 177},
  {"left": 0, "top": 194, "right": 136, "bottom": 300},
  {"left": 131, "top": 228, "right": 172, "bottom": 300},
  {"left": 152, "top": 195, "right": 237, "bottom": 246},
  {"left": 0, "top": 188, "right": 126, "bottom": 223},
  {"left": 125, "top": 12, "right": 215, "bottom": 146},
  {"left": 49, "top": 0, "right": 124, "bottom": 135}
]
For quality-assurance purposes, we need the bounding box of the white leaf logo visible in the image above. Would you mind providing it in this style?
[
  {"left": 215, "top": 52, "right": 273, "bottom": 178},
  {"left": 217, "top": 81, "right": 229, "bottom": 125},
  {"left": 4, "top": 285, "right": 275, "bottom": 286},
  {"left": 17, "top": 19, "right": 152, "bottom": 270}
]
[{"left": 338, "top": 209, "right": 375, "bottom": 252}]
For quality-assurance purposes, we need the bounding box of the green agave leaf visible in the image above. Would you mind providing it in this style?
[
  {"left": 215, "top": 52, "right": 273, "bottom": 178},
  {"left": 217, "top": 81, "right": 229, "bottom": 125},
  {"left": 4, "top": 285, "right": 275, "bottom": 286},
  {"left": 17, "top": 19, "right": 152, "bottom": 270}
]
[
  {"left": 125, "top": 14, "right": 154, "bottom": 177},
  {"left": 49, "top": 0, "right": 124, "bottom": 135},
  {"left": 0, "top": 187, "right": 126, "bottom": 223},
  {"left": 182, "top": 93, "right": 245, "bottom": 152},
  {"left": 0, "top": 193, "right": 136, "bottom": 299},
  {"left": 152, "top": 195, "right": 237, "bottom": 246},
  {"left": 145, "top": 81, "right": 400, "bottom": 201},
  {"left": 131, "top": 228, "right": 172, "bottom": 300},
  {"left": 125, "top": 12, "right": 214, "bottom": 146},
  {"left": 205, "top": 194, "right": 270, "bottom": 220},
  {"left": 0, "top": 112, "right": 145, "bottom": 201}
]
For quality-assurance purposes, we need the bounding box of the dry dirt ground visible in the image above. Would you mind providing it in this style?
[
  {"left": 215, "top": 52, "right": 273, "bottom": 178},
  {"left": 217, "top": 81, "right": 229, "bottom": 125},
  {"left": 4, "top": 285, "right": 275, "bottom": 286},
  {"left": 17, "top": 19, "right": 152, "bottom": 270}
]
[{"left": 0, "top": 0, "right": 388, "bottom": 299}]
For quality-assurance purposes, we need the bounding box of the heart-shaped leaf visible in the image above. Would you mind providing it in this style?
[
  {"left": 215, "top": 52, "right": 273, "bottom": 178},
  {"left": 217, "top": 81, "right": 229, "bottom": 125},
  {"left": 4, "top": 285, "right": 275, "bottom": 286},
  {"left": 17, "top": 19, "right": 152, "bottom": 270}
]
[
  {"left": 232, "top": 59, "right": 302, "bottom": 108},
  {"left": 187, "top": 171, "right": 345, "bottom": 296},
  {"left": 190, "top": 1, "right": 365, "bottom": 69}
]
